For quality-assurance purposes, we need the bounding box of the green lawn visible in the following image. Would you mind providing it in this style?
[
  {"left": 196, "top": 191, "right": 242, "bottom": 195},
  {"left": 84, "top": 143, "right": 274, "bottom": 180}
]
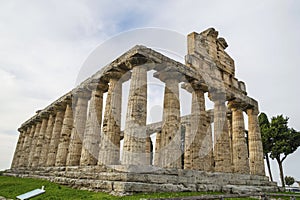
[
  {"left": 0, "top": 175, "right": 222, "bottom": 200},
  {"left": 0, "top": 175, "right": 294, "bottom": 200}
]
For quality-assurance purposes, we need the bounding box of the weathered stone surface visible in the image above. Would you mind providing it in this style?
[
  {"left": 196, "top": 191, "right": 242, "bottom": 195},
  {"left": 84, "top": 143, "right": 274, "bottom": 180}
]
[
  {"left": 98, "top": 76, "right": 122, "bottom": 165},
  {"left": 66, "top": 89, "right": 90, "bottom": 166},
  {"left": 55, "top": 103, "right": 73, "bottom": 166},
  {"left": 247, "top": 107, "right": 265, "bottom": 176},
  {"left": 122, "top": 65, "right": 148, "bottom": 165},
  {"left": 80, "top": 82, "right": 107, "bottom": 166},
  {"left": 46, "top": 106, "right": 65, "bottom": 166},
  {"left": 27, "top": 120, "right": 41, "bottom": 167}
]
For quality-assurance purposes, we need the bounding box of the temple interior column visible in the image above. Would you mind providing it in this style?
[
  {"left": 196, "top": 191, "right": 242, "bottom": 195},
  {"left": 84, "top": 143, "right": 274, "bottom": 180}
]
[
  {"left": 98, "top": 73, "right": 123, "bottom": 165},
  {"left": 228, "top": 101, "right": 250, "bottom": 174},
  {"left": 153, "top": 131, "right": 161, "bottom": 166},
  {"left": 38, "top": 112, "right": 55, "bottom": 166},
  {"left": 183, "top": 119, "right": 191, "bottom": 169},
  {"left": 55, "top": 102, "right": 73, "bottom": 166},
  {"left": 66, "top": 89, "right": 90, "bottom": 166},
  {"left": 247, "top": 107, "right": 265, "bottom": 175},
  {"left": 155, "top": 71, "right": 182, "bottom": 169},
  {"left": 80, "top": 81, "right": 107, "bottom": 166},
  {"left": 46, "top": 104, "right": 65, "bottom": 166},
  {"left": 28, "top": 118, "right": 42, "bottom": 168},
  {"left": 122, "top": 65, "right": 148, "bottom": 165},
  {"left": 212, "top": 93, "right": 232, "bottom": 172}
]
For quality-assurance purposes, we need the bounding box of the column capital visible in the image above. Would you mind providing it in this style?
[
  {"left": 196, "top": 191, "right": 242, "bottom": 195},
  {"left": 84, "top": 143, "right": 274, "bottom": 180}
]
[
  {"left": 208, "top": 90, "right": 226, "bottom": 103},
  {"left": 247, "top": 107, "right": 259, "bottom": 116},
  {"left": 125, "top": 55, "right": 148, "bottom": 69},
  {"left": 227, "top": 100, "right": 247, "bottom": 111},
  {"left": 153, "top": 70, "right": 183, "bottom": 83},
  {"left": 86, "top": 79, "right": 108, "bottom": 92},
  {"left": 72, "top": 88, "right": 91, "bottom": 100}
]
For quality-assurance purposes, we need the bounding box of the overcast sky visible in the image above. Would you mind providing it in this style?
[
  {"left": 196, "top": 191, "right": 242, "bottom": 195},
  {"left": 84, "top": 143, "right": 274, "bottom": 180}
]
[{"left": 0, "top": 0, "right": 299, "bottom": 186}]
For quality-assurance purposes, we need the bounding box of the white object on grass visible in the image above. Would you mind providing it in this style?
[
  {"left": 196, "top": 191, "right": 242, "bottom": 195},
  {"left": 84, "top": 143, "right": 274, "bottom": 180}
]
[{"left": 16, "top": 186, "right": 45, "bottom": 200}]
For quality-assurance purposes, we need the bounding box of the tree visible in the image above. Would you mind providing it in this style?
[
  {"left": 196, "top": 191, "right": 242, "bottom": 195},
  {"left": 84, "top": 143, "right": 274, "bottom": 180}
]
[
  {"left": 268, "top": 115, "right": 300, "bottom": 188},
  {"left": 258, "top": 113, "right": 273, "bottom": 182},
  {"left": 285, "top": 176, "right": 295, "bottom": 187}
]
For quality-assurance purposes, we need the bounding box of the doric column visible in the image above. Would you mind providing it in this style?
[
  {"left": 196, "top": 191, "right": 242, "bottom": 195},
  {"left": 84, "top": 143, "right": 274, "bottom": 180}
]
[
  {"left": 18, "top": 126, "right": 32, "bottom": 167},
  {"left": 98, "top": 73, "right": 123, "bottom": 165},
  {"left": 228, "top": 101, "right": 250, "bottom": 174},
  {"left": 46, "top": 104, "right": 65, "bottom": 166},
  {"left": 80, "top": 81, "right": 107, "bottom": 166},
  {"left": 154, "top": 71, "right": 182, "bottom": 169},
  {"left": 11, "top": 127, "right": 26, "bottom": 169},
  {"left": 247, "top": 107, "right": 265, "bottom": 175},
  {"left": 32, "top": 113, "right": 49, "bottom": 168},
  {"left": 183, "top": 83, "right": 212, "bottom": 171},
  {"left": 22, "top": 124, "right": 35, "bottom": 167},
  {"left": 38, "top": 112, "right": 55, "bottom": 166},
  {"left": 146, "top": 136, "right": 153, "bottom": 165},
  {"left": 55, "top": 102, "right": 73, "bottom": 166},
  {"left": 183, "top": 119, "right": 192, "bottom": 169},
  {"left": 122, "top": 65, "right": 148, "bottom": 165},
  {"left": 212, "top": 92, "right": 232, "bottom": 172},
  {"left": 28, "top": 118, "right": 42, "bottom": 167},
  {"left": 66, "top": 89, "right": 90, "bottom": 166},
  {"left": 153, "top": 131, "right": 161, "bottom": 166}
]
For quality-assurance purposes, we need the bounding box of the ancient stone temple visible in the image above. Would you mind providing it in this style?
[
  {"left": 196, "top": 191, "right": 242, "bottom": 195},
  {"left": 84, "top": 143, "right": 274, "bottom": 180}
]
[{"left": 7, "top": 28, "right": 277, "bottom": 194}]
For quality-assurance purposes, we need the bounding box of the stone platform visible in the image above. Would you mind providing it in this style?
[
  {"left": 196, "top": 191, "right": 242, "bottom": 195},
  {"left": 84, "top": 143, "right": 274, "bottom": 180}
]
[{"left": 4, "top": 165, "right": 278, "bottom": 195}]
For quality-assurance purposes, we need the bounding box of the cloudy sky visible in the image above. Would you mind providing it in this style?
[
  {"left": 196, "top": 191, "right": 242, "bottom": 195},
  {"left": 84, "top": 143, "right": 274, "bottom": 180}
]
[{"left": 0, "top": 0, "right": 299, "bottom": 185}]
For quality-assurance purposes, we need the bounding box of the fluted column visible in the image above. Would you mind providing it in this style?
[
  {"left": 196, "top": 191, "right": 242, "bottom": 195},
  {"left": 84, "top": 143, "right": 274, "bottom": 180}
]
[
  {"left": 122, "top": 65, "right": 148, "bottom": 165},
  {"left": 55, "top": 103, "right": 73, "bottom": 166},
  {"left": 154, "top": 131, "right": 161, "bottom": 166},
  {"left": 247, "top": 107, "right": 265, "bottom": 175},
  {"left": 183, "top": 119, "right": 192, "bottom": 169},
  {"left": 32, "top": 113, "right": 49, "bottom": 168},
  {"left": 66, "top": 89, "right": 90, "bottom": 166},
  {"left": 38, "top": 113, "right": 55, "bottom": 166},
  {"left": 98, "top": 75, "right": 122, "bottom": 165},
  {"left": 80, "top": 82, "right": 107, "bottom": 166},
  {"left": 18, "top": 126, "right": 32, "bottom": 167},
  {"left": 184, "top": 83, "right": 212, "bottom": 171},
  {"left": 11, "top": 128, "right": 26, "bottom": 169},
  {"left": 22, "top": 124, "right": 35, "bottom": 167},
  {"left": 28, "top": 119, "right": 42, "bottom": 167},
  {"left": 155, "top": 71, "right": 182, "bottom": 169},
  {"left": 46, "top": 105, "right": 65, "bottom": 166},
  {"left": 212, "top": 93, "right": 232, "bottom": 172},
  {"left": 228, "top": 101, "right": 249, "bottom": 174}
]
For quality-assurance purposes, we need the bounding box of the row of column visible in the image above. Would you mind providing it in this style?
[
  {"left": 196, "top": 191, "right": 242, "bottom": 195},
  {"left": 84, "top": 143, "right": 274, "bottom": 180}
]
[{"left": 11, "top": 65, "right": 264, "bottom": 176}]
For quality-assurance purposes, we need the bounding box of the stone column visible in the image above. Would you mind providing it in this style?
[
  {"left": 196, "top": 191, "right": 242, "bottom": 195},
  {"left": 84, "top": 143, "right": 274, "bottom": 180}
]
[
  {"left": 122, "top": 65, "right": 148, "bottom": 165},
  {"left": 80, "top": 82, "right": 107, "bottom": 166},
  {"left": 247, "top": 107, "right": 265, "bottom": 175},
  {"left": 28, "top": 118, "right": 42, "bottom": 167},
  {"left": 155, "top": 71, "right": 182, "bottom": 169},
  {"left": 66, "top": 89, "right": 90, "bottom": 166},
  {"left": 153, "top": 131, "right": 161, "bottom": 166},
  {"left": 183, "top": 119, "right": 192, "bottom": 169},
  {"left": 183, "top": 83, "right": 212, "bottom": 171},
  {"left": 98, "top": 75, "right": 122, "bottom": 165},
  {"left": 11, "top": 128, "right": 26, "bottom": 169},
  {"left": 212, "top": 93, "right": 232, "bottom": 172},
  {"left": 46, "top": 104, "right": 65, "bottom": 166},
  {"left": 146, "top": 136, "right": 153, "bottom": 165},
  {"left": 55, "top": 103, "right": 73, "bottom": 166},
  {"left": 32, "top": 113, "right": 49, "bottom": 168},
  {"left": 18, "top": 126, "right": 32, "bottom": 167},
  {"left": 228, "top": 101, "right": 250, "bottom": 174},
  {"left": 38, "top": 112, "right": 55, "bottom": 166},
  {"left": 22, "top": 124, "right": 35, "bottom": 168}
]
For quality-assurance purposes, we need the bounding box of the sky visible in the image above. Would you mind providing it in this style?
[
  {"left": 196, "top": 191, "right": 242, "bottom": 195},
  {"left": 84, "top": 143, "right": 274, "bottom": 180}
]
[{"left": 0, "top": 0, "right": 299, "bottom": 186}]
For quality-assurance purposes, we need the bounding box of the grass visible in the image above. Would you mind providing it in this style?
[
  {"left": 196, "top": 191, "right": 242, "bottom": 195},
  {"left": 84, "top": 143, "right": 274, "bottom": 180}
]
[
  {"left": 0, "top": 175, "right": 222, "bottom": 200},
  {"left": 0, "top": 175, "right": 296, "bottom": 200}
]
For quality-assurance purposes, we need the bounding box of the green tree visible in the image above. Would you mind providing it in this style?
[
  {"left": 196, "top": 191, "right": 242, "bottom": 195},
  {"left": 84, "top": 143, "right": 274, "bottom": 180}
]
[
  {"left": 285, "top": 176, "right": 295, "bottom": 187},
  {"left": 258, "top": 113, "right": 273, "bottom": 182},
  {"left": 268, "top": 115, "right": 300, "bottom": 188}
]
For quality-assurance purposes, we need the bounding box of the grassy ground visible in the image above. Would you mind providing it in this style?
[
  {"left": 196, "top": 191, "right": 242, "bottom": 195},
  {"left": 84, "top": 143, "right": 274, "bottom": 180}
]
[
  {"left": 0, "top": 175, "right": 223, "bottom": 200},
  {"left": 0, "top": 175, "right": 294, "bottom": 200}
]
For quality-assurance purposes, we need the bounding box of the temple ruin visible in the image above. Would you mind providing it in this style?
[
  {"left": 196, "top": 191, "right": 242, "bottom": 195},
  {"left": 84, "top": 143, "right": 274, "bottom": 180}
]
[{"left": 6, "top": 28, "right": 278, "bottom": 194}]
